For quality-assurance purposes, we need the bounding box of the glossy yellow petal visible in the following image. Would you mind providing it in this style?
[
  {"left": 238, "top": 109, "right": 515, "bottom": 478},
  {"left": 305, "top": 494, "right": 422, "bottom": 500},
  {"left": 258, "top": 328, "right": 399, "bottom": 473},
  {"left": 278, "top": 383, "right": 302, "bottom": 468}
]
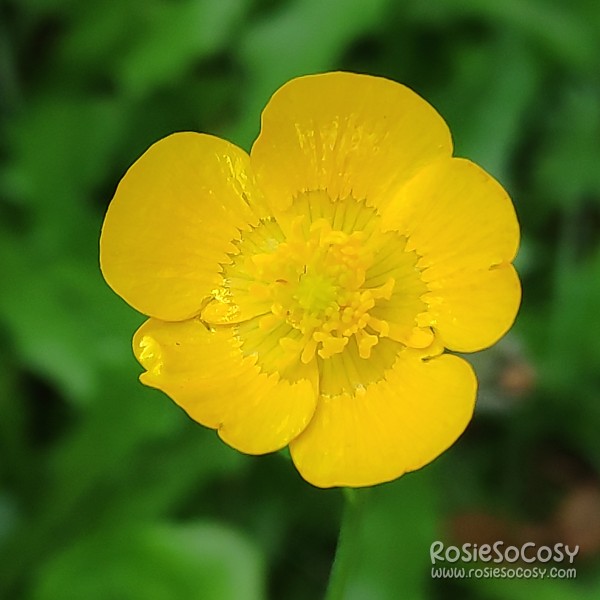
[
  {"left": 290, "top": 351, "right": 476, "bottom": 488},
  {"left": 100, "top": 132, "right": 266, "bottom": 321},
  {"left": 421, "top": 265, "right": 521, "bottom": 352},
  {"left": 382, "top": 158, "right": 520, "bottom": 352},
  {"left": 251, "top": 72, "right": 452, "bottom": 214},
  {"left": 133, "top": 318, "right": 318, "bottom": 454}
]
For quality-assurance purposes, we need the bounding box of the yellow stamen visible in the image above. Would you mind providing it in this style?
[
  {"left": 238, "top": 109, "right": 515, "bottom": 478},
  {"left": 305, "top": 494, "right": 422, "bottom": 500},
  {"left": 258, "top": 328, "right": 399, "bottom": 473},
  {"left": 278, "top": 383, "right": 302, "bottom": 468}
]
[
  {"left": 239, "top": 217, "right": 394, "bottom": 364},
  {"left": 221, "top": 198, "right": 432, "bottom": 378}
]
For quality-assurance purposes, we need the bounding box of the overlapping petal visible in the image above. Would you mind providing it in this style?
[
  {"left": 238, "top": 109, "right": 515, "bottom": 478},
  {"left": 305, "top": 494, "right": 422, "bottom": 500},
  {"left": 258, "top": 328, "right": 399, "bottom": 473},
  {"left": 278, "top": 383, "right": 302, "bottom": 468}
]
[
  {"left": 100, "top": 133, "right": 266, "bottom": 321},
  {"left": 381, "top": 158, "right": 521, "bottom": 351},
  {"left": 289, "top": 351, "right": 477, "bottom": 488},
  {"left": 133, "top": 318, "right": 318, "bottom": 454},
  {"left": 251, "top": 72, "right": 452, "bottom": 215}
]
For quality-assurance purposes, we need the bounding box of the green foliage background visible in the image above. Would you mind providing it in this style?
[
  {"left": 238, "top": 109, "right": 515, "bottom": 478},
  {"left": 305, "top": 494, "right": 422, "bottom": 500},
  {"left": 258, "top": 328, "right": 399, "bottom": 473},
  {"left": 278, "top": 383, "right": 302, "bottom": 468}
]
[{"left": 1, "top": 0, "right": 600, "bottom": 598}]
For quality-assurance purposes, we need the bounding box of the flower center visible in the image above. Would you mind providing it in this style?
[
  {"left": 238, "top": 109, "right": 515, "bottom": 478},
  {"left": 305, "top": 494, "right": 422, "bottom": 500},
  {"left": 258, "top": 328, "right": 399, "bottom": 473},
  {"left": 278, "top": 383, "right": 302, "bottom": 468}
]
[
  {"left": 295, "top": 271, "right": 337, "bottom": 314},
  {"left": 200, "top": 192, "right": 434, "bottom": 394},
  {"left": 246, "top": 217, "right": 395, "bottom": 364}
]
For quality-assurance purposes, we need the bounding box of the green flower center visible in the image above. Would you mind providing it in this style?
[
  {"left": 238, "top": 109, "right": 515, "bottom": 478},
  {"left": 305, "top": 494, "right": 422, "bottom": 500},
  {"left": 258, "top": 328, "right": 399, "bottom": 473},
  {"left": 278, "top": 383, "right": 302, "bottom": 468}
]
[{"left": 295, "top": 271, "right": 337, "bottom": 315}]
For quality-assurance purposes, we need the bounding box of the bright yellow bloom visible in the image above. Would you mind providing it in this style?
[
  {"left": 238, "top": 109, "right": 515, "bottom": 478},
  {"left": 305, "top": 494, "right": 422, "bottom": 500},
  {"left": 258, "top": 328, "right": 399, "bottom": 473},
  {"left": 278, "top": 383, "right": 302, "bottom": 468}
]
[{"left": 100, "top": 72, "right": 520, "bottom": 488}]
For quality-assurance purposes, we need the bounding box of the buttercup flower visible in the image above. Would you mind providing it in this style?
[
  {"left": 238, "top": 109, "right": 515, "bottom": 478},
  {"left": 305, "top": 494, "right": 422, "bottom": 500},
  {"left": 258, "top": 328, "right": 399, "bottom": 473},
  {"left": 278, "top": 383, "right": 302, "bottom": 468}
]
[{"left": 100, "top": 72, "right": 520, "bottom": 488}]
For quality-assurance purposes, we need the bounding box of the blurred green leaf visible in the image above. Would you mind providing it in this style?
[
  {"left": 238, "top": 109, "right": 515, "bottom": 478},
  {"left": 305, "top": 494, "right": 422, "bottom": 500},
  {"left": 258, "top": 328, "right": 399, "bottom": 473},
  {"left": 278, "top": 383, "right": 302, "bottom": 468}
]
[
  {"left": 116, "top": 0, "right": 249, "bottom": 98},
  {"left": 409, "top": 0, "right": 600, "bottom": 70},
  {"left": 438, "top": 34, "right": 539, "bottom": 181},
  {"left": 534, "top": 85, "right": 600, "bottom": 210},
  {"left": 0, "top": 241, "right": 140, "bottom": 401},
  {"left": 32, "top": 521, "right": 266, "bottom": 600},
  {"left": 544, "top": 246, "right": 600, "bottom": 389},
  {"left": 3, "top": 95, "right": 124, "bottom": 253}
]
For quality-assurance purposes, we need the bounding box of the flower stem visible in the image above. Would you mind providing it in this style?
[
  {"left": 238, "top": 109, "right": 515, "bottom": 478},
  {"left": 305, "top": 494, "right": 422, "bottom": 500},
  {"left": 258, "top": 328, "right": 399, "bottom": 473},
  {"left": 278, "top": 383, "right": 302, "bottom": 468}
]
[{"left": 324, "top": 487, "right": 370, "bottom": 600}]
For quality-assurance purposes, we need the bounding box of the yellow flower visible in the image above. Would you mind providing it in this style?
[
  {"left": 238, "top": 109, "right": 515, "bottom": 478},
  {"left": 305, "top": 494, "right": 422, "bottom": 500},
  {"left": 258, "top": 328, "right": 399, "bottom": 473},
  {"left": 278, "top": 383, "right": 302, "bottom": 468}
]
[{"left": 100, "top": 72, "right": 520, "bottom": 488}]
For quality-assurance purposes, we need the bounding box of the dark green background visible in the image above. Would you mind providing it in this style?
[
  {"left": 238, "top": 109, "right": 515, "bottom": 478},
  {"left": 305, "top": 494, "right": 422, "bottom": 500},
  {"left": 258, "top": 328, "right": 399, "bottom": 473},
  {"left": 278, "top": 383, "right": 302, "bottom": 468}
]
[{"left": 1, "top": 0, "right": 600, "bottom": 598}]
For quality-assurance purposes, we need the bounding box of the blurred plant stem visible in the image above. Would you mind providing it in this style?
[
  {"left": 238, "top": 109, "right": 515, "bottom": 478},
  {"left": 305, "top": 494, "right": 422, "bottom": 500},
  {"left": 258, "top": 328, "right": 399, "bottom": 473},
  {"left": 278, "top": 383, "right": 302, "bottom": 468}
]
[{"left": 324, "top": 487, "right": 370, "bottom": 600}]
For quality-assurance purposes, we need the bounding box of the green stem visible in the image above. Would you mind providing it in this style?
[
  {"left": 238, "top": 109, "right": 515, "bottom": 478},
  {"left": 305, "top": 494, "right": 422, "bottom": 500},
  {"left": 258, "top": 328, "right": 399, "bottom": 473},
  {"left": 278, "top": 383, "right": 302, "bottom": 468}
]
[{"left": 324, "top": 487, "right": 370, "bottom": 600}]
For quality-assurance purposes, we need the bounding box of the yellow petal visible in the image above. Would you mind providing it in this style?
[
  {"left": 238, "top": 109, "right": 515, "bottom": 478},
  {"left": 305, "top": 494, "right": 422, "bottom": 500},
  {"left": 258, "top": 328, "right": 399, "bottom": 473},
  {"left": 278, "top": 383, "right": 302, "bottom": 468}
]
[
  {"left": 290, "top": 351, "right": 476, "bottom": 488},
  {"left": 133, "top": 318, "right": 318, "bottom": 454},
  {"left": 382, "top": 158, "right": 521, "bottom": 352},
  {"left": 100, "top": 132, "right": 266, "bottom": 321},
  {"left": 251, "top": 72, "right": 452, "bottom": 214},
  {"left": 420, "top": 265, "right": 521, "bottom": 351}
]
